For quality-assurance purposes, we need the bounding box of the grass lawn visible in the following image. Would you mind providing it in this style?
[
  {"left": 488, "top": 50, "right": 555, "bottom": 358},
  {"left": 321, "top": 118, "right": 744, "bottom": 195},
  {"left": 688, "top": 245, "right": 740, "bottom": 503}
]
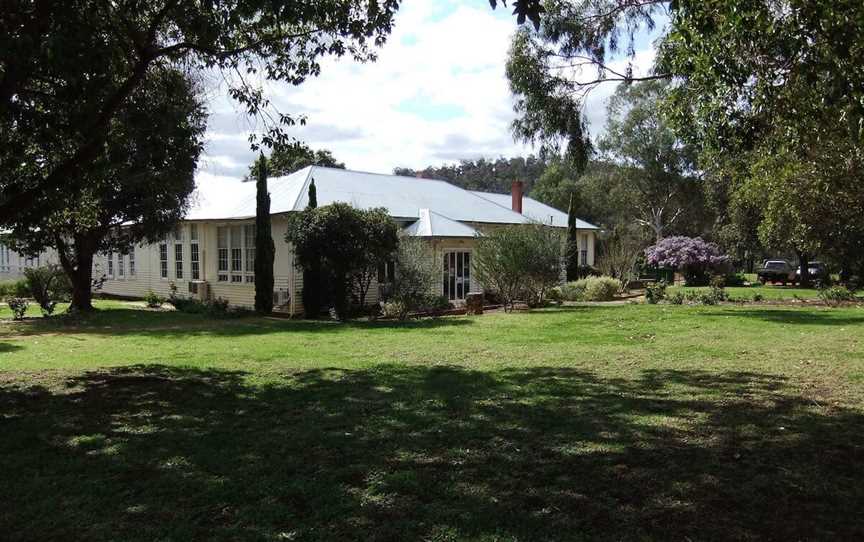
[
  {"left": 669, "top": 283, "right": 826, "bottom": 301},
  {"left": 2, "top": 301, "right": 864, "bottom": 540}
]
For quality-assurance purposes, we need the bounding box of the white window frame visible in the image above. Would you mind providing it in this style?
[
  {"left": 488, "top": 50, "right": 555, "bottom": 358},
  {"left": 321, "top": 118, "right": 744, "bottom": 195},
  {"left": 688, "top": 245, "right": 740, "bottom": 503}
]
[
  {"left": 129, "top": 245, "right": 136, "bottom": 276},
  {"left": 174, "top": 242, "right": 184, "bottom": 280},
  {"left": 190, "top": 224, "right": 200, "bottom": 280},
  {"left": 159, "top": 241, "right": 168, "bottom": 279},
  {"left": 217, "top": 224, "right": 255, "bottom": 283},
  {"left": 580, "top": 233, "right": 589, "bottom": 266},
  {"left": 107, "top": 250, "right": 114, "bottom": 278},
  {"left": 117, "top": 250, "right": 125, "bottom": 278},
  {"left": 443, "top": 250, "right": 471, "bottom": 301}
]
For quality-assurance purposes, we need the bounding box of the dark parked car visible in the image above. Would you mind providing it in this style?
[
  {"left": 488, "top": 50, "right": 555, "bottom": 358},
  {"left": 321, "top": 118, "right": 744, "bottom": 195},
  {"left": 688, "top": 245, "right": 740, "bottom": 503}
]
[
  {"left": 758, "top": 260, "right": 797, "bottom": 285},
  {"left": 797, "top": 261, "right": 829, "bottom": 281}
]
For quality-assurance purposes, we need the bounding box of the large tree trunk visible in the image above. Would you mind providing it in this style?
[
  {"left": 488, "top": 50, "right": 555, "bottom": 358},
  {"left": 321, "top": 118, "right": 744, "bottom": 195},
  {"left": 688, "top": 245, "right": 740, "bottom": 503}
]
[{"left": 56, "top": 234, "right": 97, "bottom": 313}]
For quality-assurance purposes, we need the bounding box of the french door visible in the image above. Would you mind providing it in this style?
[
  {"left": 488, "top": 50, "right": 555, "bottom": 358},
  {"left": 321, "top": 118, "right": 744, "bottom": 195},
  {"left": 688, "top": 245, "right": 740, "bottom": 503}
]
[{"left": 443, "top": 251, "right": 471, "bottom": 301}]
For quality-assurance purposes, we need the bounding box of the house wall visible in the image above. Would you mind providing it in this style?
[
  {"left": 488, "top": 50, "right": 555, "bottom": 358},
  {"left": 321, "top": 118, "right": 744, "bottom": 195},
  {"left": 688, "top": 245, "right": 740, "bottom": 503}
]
[
  {"left": 4, "top": 218, "right": 598, "bottom": 313},
  {"left": 98, "top": 217, "right": 298, "bottom": 312},
  {"left": 0, "top": 243, "right": 59, "bottom": 280}
]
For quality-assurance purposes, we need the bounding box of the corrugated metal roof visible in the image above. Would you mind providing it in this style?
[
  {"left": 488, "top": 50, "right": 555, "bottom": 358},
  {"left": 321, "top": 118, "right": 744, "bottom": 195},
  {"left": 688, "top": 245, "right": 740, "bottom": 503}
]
[
  {"left": 403, "top": 209, "right": 480, "bottom": 238},
  {"left": 189, "top": 167, "right": 535, "bottom": 224},
  {"left": 187, "top": 167, "right": 597, "bottom": 230},
  {"left": 469, "top": 191, "right": 599, "bottom": 230}
]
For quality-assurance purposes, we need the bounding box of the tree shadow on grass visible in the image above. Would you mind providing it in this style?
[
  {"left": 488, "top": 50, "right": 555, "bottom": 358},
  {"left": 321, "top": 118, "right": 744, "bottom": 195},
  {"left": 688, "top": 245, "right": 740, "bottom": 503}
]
[
  {"left": 701, "top": 308, "right": 864, "bottom": 326},
  {"left": 3, "top": 309, "right": 475, "bottom": 339},
  {"left": 0, "top": 341, "right": 22, "bottom": 353},
  {"left": 1, "top": 365, "right": 863, "bottom": 541}
]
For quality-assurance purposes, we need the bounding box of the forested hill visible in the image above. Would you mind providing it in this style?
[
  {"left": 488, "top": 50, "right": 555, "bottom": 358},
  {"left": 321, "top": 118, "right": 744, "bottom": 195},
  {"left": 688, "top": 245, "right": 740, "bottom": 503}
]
[{"left": 393, "top": 156, "right": 548, "bottom": 195}]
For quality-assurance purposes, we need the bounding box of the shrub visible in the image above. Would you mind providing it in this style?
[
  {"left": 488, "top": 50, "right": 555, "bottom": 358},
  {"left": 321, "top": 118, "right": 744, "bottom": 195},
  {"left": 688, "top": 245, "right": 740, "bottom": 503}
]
[
  {"left": 388, "top": 238, "right": 440, "bottom": 320},
  {"left": 0, "top": 279, "right": 30, "bottom": 300},
  {"left": 473, "top": 224, "right": 562, "bottom": 311},
  {"left": 24, "top": 265, "right": 69, "bottom": 316},
  {"left": 144, "top": 290, "right": 164, "bottom": 308},
  {"left": 547, "top": 286, "right": 563, "bottom": 305},
  {"left": 669, "top": 291, "right": 685, "bottom": 305},
  {"left": 698, "top": 292, "right": 718, "bottom": 305},
  {"left": 645, "top": 236, "right": 730, "bottom": 286},
  {"left": 287, "top": 203, "right": 399, "bottom": 319},
  {"left": 645, "top": 281, "right": 667, "bottom": 304},
  {"left": 753, "top": 293, "right": 764, "bottom": 302},
  {"left": 169, "top": 296, "right": 207, "bottom": 314},
  {"left": 724, "top": 272, "right": 747, "bottom": 286},
  {"left": 580, "top": 276, "right": 621, "bottom": 301},
  {"left": 708, "top": 275, "right": 728, "bottom": 303},
  {"left": 423, "top": 295, "right": 451, "bottom": 314},
  {"left": 380, "top": 300, "right": 407, "bottom": 320},
  {"left": 558, "top": 281, "right": 586, "bottom": 301},
  {"left": 819, "top": 285, "right": 856, "bottom": 307},
  {"left": 7, "top": 298, "right": 29, "bottom": 320}
]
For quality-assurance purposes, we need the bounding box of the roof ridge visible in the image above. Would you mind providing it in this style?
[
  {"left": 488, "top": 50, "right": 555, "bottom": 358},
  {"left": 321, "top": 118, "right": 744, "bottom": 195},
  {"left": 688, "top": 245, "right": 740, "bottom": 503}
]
[{"left": 308, "top": 166, "right": 531, "bottom": 223}]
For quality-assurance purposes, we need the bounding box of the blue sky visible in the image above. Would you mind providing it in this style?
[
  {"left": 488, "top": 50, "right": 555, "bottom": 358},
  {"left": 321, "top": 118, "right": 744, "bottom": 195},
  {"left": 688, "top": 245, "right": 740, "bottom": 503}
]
[{"left": 196, "top": 0, "right": 663, "bottom": 185}]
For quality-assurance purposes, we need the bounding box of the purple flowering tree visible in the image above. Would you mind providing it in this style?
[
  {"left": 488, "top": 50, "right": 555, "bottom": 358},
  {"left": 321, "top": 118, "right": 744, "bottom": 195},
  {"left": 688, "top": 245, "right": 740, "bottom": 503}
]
[{"left": 645, "top": 236, "right": 730, "bottom": 285}]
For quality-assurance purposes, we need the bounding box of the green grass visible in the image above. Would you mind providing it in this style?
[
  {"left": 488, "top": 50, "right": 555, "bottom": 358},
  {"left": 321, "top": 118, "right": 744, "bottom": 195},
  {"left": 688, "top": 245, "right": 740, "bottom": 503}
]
[
  {"left": 2, "top": 301, "right": 864, "bottom": 540},
  {"left": 669, "top": 283, "right": 826, "bottom": 301}
]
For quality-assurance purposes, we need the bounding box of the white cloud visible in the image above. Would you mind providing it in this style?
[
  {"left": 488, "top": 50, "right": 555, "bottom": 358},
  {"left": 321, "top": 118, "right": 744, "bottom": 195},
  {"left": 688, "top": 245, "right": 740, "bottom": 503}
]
[{"left": 196, "top": 0, "right": 660, "bottom": 184}]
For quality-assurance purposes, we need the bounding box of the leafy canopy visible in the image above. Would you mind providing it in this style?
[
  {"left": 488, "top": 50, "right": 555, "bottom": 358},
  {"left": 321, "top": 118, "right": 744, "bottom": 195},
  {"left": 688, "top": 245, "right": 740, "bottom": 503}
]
[
  {"left": 1, "top": 0, "right": 400, "bottom": 225},
  {"left": 287, "top": 203, "right": 398, "bottom": 319}
]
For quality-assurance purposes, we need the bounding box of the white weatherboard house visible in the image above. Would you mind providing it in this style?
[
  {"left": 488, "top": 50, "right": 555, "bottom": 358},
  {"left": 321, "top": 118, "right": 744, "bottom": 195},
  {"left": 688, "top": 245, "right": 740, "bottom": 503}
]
[{"left": 0, "top": 167, "right": 598, "bottom": 314}]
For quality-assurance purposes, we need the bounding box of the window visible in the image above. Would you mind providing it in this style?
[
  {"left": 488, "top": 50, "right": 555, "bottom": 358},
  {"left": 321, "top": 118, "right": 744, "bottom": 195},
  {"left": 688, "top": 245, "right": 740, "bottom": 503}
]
[
  {"left": 217, "top": 224, "right": 256, "bottom": 283},
  {"left": 0, "top": 244, "right": 8, "bottom": 272},
  {"left": 580, "top": 234, "right": 589, "bottom": 266},
  {"left": 175, "top": 242, "right": 184, "bottom": 279},
  {"left": 117, "top": 251, "right": 125, "bottom": 278},
  {"left": 378, "top": 261, "right": 395, "bottom": 284},
  {"left": 443, "top": 251, "right": 471, "bottom": 301},
  {"left": 230, "top": 226, "right": 242, "bottom": 282},
  {"left": 244, "top": 225, "right": 256, "bottom": 283},
  {"left": 217, "top": 226, "right": 229, "bottom": 282},
  {"left": 191, "top": 243, "right": 200, "bottom": 281},
  {"left": 107, "top": 250, "right": 114, "bottom": 278},
  {"left": 129, "top": 245, "right": 135, "bottom": 276},
  {"left": 159, "top": 242, "right": 168, "bottom": 279}
]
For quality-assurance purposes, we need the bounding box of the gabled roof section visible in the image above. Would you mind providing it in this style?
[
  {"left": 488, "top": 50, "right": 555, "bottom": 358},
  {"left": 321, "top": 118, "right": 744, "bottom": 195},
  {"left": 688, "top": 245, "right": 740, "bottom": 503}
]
[
  {"left": 403, "top": 209, "right": 480, "bottom": 238},
  {"left": 469, "top": 191, "right": 599, "bottom": 230},
  {"left": 291, "top": 167, "right": 533, "bottom": 223},
  {"left": 187, "top": 167, "right": 311, "bottom": 220}
]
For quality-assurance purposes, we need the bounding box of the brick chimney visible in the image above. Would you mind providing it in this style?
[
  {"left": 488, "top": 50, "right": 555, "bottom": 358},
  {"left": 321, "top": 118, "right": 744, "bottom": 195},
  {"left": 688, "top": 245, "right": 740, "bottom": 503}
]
[{"left": 511, "top": 180, "right": 523, "bottom": 214}]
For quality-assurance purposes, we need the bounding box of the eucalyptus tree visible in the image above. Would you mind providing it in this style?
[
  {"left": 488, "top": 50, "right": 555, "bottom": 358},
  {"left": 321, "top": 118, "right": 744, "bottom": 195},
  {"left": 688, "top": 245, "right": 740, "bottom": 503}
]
[{"left": 1, "top": 0, "right": 401, "bottom": 226}]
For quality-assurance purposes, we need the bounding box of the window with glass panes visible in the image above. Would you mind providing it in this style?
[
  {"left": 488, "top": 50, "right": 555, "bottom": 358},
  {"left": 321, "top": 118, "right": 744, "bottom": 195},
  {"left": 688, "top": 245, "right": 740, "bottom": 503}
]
[
  {"left": 216, "top": 224, "right": 256, "bottom": 283},
  {"left": 117, "top": 250, "right": 125, "bottom": 278},
  {"left": 107, "top": 250, "right": 114, "bottom": 277},
  {"left": 230, "top": 226, "right": 243, "bottom": 282},
  {"left": 443, "top": 251, "right": 471, "bottom": 301},
  {"left": 580, "top": 234, "right": 588, "bottom": 266},
  {"left": 190, "top": 224, "right": 200, "bottom": 280},
  {"left": 159, "top": 242, "right": 168, "bottom": 279},
  {"left": 217, "top": 226, "right": 229, "bottom": 281},
  {"left": 128, "top": 245, "right": 135, "bottom": 276},
  {"left": 244, "top": 225, "right": 256, "bottom": 283}
]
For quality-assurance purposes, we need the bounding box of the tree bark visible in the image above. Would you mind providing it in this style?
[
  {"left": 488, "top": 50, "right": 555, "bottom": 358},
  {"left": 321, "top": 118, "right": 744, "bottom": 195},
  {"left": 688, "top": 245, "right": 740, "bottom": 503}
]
[{"left": 56, "top": 234, "right": 97, "bottom": 313}]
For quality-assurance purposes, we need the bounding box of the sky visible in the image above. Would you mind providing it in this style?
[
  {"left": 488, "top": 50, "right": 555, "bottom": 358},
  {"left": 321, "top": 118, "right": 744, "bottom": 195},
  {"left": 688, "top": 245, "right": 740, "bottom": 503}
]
[{"left": 196, "top": 0, "right": 663, "bottom": 187}]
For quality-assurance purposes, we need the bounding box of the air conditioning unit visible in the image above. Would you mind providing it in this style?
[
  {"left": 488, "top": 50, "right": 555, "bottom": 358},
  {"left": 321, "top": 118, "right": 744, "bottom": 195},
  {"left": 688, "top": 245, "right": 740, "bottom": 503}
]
[
  {"left": 189, "top": 280, "right": 209, "bottom": 302},
  {"left": 273, "top": 288, "right": 290, "bottom": 308}
]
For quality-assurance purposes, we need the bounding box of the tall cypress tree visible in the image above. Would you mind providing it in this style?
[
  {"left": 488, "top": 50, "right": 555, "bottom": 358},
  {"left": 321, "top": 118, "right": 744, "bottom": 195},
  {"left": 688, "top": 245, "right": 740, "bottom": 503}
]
[
  {"left": 254, "top": 154, "right": 275, "bottom": 314},
  {"left": 566, "top": 191, "right": 580, "bottom": 281},
  {"left": 307, "top": 177, "right": 318, "bottom": 208},
  {"left": 302, "top": 177, "right": 325, "bottom": 317}
]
